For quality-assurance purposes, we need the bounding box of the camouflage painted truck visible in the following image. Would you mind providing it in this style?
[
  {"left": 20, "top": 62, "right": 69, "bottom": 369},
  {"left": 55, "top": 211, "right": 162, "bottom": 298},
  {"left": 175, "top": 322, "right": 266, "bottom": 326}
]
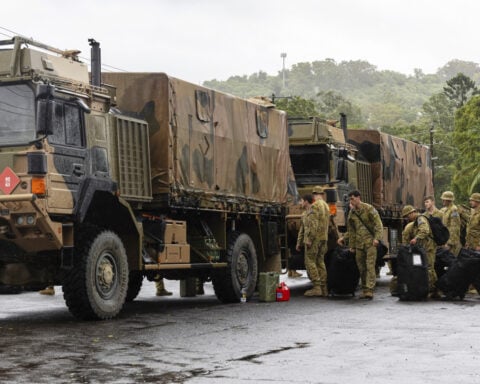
[
  {"left": 286, "top": 115, "right": 434, "bottom": 269},
  {"left": 0, "top": 37, "right": 290, "bottom": 319}
]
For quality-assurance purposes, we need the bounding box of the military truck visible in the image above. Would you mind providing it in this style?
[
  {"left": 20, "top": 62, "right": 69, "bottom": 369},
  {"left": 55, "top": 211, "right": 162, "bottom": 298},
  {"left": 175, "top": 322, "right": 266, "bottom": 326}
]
[
  {"left": 286, "top": 115, "right": 434, "bottom": 269},
  {"left": 0, "top": 37, "right": 290, "bottom": 319}
]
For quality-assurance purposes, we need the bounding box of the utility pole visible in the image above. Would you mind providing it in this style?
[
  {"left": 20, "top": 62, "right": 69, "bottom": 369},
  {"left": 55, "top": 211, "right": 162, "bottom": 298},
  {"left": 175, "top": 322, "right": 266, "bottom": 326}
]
[
  {"left": 430, "top": 124, "right": 437, "bottom": 188},
  {"left": 280, "top": 52, "right": 287, "bottom": 89}
]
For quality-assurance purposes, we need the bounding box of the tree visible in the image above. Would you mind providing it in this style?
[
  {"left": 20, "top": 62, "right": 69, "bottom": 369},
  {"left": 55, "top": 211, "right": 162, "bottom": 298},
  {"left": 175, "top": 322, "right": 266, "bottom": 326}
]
[
  {"left": 274, "top": 96, "right": 319, "bottom": 118},
  {"left": 443, "top": 73, "right": 479, "bottom": 108},
  {"left": 315, "top": 90, "right": 363, "bottom": 126},
  {"left": 419, "top": 92, "right": 456, "bottom": 199},
  {"left": 451, "top": 95, "right": 480, "bottom": 200},
  {"left": 437, "top": 60, "right": 480, "bottom": 80}
]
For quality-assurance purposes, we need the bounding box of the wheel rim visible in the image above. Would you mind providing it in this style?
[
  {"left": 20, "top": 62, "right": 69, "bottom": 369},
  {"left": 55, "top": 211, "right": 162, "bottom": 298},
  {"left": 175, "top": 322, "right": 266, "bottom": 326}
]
[
  {"left": 95, "top": 251, "right": 118, "bottom": 299},
  {"left": 236, "top": 250, "right": 250, "bottom": 288}
]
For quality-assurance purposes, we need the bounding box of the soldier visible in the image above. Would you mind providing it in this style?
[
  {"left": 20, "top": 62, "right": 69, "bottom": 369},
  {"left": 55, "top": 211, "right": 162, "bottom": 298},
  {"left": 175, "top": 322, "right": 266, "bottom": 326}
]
[
  {"left": 337, "top": 190, "right": 383, "bottom": 300},
  {"left": 295, "top": 194, "right": 325, "bottom": 297},
  {"left": 440, "top": 191, "right": 461, "bottom": 256},
  {"left": 424, "top": 195, "right": 443, "bottom": 219},
  {"left": 465, "top": 192, "right": 480, "bottom": 251},
  {"left": 311, "top": 186, "right": 330, "bottom": 296},
  {"left": 155, "top": 278, "right": 172, "bottom": 296},
  {"left": 401, "top": 205, "right": 437, "bottom": 296}
]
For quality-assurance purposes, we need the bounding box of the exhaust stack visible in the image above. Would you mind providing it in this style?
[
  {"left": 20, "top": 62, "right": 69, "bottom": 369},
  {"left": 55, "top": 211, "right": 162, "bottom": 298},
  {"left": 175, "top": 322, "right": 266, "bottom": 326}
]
[
  {"left": 340, "top": 113, "right": 347, "bottom": 140},
  {"left": 88, "top": 38, "right": 101, "bottom": 87}
]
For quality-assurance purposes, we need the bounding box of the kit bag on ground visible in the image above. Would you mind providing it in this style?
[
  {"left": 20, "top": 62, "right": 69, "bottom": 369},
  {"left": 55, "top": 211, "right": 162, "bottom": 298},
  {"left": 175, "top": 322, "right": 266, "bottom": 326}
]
[
  {"left": 434, "top": 247, "right": 456, "bottom": 279},
  {"left": 436, "top": 248, "right": 480, "bottom": 300},
  {"left": 396, "top": 245, "right": 429, "bottom": 301},
  {"left": 376, "top": 241, "right": 388, "bottom": 269},
  {"left": 327, "top": 246, "right": 360, "bottom": 296},
  {"left": 424, "top": 215, "right": 450, "bottom": 246}
]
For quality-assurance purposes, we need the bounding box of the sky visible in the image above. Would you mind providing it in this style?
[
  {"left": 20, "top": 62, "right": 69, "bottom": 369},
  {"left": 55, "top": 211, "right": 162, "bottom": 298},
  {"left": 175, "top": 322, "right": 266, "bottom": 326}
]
[{"left": 1, "top": 0, "right": 479, "bottom": 84}]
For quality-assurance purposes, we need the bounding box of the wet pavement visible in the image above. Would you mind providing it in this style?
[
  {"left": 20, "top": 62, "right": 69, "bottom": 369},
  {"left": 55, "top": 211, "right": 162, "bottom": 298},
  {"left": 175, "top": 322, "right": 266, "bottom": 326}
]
[{"left": 1, "top": 270, "right": 480, "bottom": 383}]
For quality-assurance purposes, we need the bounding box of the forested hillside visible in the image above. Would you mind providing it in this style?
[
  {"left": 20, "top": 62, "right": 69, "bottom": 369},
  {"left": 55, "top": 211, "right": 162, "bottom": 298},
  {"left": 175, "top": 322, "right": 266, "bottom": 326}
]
[{"left": 203, "top": 58, "right": 480, "bottom": 202}]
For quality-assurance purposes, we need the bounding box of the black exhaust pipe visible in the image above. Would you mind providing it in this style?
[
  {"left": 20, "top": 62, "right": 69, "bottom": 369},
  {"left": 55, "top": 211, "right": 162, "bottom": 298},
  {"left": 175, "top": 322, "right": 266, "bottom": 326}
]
[
  {"left": 340, "top": 113, "right": 347, "bottom": 139},
  {"left": 88, "top": 38, "right": 101, "bottom": 87}
]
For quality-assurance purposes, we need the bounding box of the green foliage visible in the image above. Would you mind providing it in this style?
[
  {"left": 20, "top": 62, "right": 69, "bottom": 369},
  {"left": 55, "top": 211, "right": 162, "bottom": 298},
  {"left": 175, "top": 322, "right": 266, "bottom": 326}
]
[
  {"left": 437, "top": 60, "right": 480, "bottom": 81},
  {"left": 443, "top": 73, "right": 479, "bottom": 108},
  {"left": 315, "top": 90, "right": 363, "bottom": 125},
  {"left": 452, "top": 95, "right": 480, "bottom": 200},
  {"left": 274, "top": 96, "right": 319, "bottom": 118}
]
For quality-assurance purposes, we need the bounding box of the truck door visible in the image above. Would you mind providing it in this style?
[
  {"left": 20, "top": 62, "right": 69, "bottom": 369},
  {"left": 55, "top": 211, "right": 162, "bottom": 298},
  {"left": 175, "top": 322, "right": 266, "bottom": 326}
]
[{"left": 46, "top": 99, "right": 88, "bottom": 213}]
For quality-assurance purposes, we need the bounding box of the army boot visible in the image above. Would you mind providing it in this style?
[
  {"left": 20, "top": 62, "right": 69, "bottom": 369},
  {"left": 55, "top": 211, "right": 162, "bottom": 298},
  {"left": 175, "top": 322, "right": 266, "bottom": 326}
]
[
  {"left": 359, "top": 290, "right": 373, "bottom": 300},
  {"left": 155, "top": 280, "right": 172, "bottom": 296},
  {"left": 288, "top": 270, "right": 302, "bottom": 278},
  {"left": 39, "top": 286, "right": 55, "bottom": 295},
  {"left": 304, "top": 283, "right": 322, "bottom": 297},
  {"left": 321, "top": 284, "right": 329, "bottom": 298}
]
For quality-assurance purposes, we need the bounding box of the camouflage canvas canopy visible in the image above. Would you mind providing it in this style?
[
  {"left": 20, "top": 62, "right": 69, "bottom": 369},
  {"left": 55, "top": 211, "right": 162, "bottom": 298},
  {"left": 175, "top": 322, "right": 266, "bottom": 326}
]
[
  {"left": 102, "top": 73, "right": 290, "bottom": 210},
  {"left": 348, "top": 129, "right": 434, "bottom": 211}
]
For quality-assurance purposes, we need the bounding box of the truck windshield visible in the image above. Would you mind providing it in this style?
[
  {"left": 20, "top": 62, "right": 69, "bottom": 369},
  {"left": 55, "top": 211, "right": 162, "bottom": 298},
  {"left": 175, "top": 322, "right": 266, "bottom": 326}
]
[
  {"left": 0, "top": 84, "right": 36, "bottom": 146},
  {"left": 290, "top": 145, "right": 330, "bottom": 185}
]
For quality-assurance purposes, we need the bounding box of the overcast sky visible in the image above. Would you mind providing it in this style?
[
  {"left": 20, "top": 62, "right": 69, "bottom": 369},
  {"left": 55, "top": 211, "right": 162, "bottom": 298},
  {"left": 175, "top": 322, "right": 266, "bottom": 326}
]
[{"left": 1, "top": 0, "right": 479, "bottom": 84}]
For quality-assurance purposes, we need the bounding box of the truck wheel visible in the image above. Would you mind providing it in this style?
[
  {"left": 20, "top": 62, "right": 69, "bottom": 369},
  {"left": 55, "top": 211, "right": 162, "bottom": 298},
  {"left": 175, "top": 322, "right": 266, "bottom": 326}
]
[
  {"left": 126, "top": 271, "right": 143, "bottom": 302},
  {"left": 63, "top": 226, "right": 128, "bottom": 320},
  {"left": 212, "top": 231, "right": 258, "bottom": 303}
]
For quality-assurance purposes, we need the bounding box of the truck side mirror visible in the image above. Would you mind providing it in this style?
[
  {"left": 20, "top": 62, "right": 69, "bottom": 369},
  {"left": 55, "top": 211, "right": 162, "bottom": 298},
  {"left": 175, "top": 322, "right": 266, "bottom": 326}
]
[
  {"left": 35, "top": 99, "right": 53, "bottom": 136},
  {"left": 336, "top": 158, "right": 346, "bottom": 181}
]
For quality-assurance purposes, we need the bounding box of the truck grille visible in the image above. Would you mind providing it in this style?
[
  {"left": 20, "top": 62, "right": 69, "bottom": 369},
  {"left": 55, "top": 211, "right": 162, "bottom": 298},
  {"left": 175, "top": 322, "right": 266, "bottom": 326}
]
[{"left": 115, "top": 116, "right": 152, "bottom": 202}]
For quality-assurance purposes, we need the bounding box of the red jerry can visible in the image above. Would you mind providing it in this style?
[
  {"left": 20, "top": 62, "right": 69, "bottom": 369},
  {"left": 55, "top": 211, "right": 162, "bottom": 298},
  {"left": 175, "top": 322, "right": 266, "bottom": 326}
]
[{"left": 276, "top": 282, "right": 290, "bottom": 301}]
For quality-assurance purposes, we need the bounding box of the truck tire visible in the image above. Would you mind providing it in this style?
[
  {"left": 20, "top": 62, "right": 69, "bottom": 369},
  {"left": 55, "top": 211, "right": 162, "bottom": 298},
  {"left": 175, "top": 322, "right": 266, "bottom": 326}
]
[
  {"left": 212, "top": 231, "right": 258, "bottom": 303},
  {"left": 126, "top": 271, "right": 143, "bottom": 302},
  {"left": 63, "top": 226, "right": 129, "bottom": 320}
]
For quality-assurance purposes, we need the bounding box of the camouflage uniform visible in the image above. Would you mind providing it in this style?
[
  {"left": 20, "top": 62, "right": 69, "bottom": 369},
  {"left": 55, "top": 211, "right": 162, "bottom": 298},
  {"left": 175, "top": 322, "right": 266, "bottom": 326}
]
[
  {"left": 402, "top": 221, "right": 415, "bottom": 243},
  {"left": 407, "top": 215, "right": 437, "bottom": 292},
  {"left": 440, "top": 204, "right": 461, "bottom": 256},
  {"left": 345, "top": 202, "right": 383, "bottom": 297},
  {"left": 425, "top": 208, "right": 443, "bottom": 220},
  {"left": 466, "top": 206, "right": 480, "bottom": 250},
  {"left": 296, "top": 206, "right": 324, "bottom": 295},
  {"left": 312, "top": 198, "right": 330, "bottom": 294}
]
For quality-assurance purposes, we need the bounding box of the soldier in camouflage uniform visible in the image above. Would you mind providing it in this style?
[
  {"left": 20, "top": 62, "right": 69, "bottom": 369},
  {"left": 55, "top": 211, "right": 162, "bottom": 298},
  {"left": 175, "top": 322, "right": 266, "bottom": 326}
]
[
  {"left": 311, "top": 186, "right": 330, "bottom": 296},
  {"left": 296, "top": 194, "right": 326, "bottom": 297},
  {"left": 466, "top": 193, "right": 480, "bottom": 251},
  {"left": 401, "top": 205, "right": 437, "bottom": 295},
  {"left": 440, "top": 191, "right": 461, "bottom": 257},
  {"left": 424, "top": 195, "right": 443, "bottom": 220},
  {"left": 338, "top": 190, "right": 383, "bottom": 300}
]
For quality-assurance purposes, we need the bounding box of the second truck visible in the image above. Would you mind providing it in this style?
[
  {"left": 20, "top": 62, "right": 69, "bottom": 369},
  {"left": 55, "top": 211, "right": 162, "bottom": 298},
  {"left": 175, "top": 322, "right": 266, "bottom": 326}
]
[{"left": 286, "top": 115, "right": 434, "bottom": 269}]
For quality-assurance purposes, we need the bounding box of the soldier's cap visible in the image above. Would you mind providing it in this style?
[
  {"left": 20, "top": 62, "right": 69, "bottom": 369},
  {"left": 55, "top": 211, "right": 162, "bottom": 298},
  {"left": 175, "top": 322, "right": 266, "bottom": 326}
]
[
  {"left": 469, "top": 192, "right": 480, "bottom": 203},
  {"left": 401, "top": 205, "right": 416, "bottom": 217},
  {"left": 441, "top": 191, "right": 455, "bottom": 201},
  {"left": 312, "top": 186, "right": 325, "bottom": 194}
]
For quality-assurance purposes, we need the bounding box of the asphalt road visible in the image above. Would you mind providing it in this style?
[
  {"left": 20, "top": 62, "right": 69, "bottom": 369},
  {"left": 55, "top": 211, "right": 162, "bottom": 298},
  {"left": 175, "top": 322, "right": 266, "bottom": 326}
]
[{"left": 1, "top": 270, "right": 480, "bottom": 384}]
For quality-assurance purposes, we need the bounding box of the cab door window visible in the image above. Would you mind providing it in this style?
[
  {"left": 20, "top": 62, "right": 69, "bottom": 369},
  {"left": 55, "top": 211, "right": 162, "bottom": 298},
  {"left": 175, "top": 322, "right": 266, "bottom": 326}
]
[{"left": 48, "top": 101, "right": 84, "bottom": 147}]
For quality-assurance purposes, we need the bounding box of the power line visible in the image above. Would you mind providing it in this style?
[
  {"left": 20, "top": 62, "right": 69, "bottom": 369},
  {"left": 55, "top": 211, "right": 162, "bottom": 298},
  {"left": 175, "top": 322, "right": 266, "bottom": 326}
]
[{"left": 0, "top": 26, "right": 128, "bottom": 72}]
